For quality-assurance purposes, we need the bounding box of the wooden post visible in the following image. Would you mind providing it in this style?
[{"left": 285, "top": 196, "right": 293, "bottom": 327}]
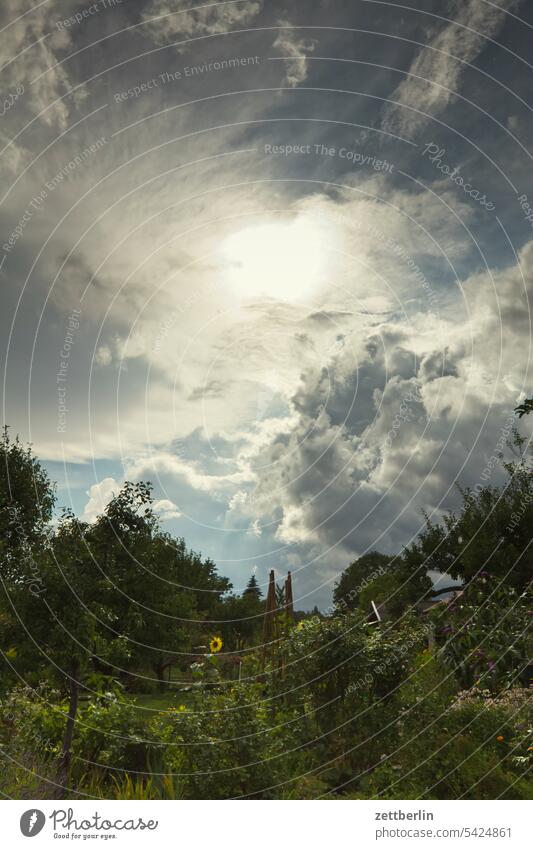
[
  {"left": 261, "top": 570, "right": 278, "bottom": 669},
  {"left": 285, "top": 571, "right": 294, "bottom": 623}
]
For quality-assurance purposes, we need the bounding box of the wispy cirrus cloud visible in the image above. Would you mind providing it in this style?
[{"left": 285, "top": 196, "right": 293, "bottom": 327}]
[
  {"left": 382, "top": 0, "right": 520, "bottom": 138},
  {"left": 142, "top": 0, "right": 263, "bottom": 45},
  {"left": 0, "top": 0, "right": 86, "bottom": 132}
]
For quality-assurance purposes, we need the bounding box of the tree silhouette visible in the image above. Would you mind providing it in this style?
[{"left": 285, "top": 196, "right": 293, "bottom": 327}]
[{"left": 243, "top": 573, "right": 262, "bottom": 600}]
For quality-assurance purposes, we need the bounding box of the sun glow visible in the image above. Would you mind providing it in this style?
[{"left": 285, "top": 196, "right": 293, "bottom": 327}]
[{"left": 222, "top": 217, "right": 327, "bottom": 301}]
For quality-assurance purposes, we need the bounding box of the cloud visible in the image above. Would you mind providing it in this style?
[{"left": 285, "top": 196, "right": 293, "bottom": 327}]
[
  {"left": 128, "top": 451, "right": 256, "bottom": 496},
  {"left": 82, "top": 477, "right": 119, "bottom": 523},
  {"left": 0, "top": 131, "right": 31, "bottom": 179},
  {"left": 382, "top": 0, "right": 519, "bottom": 138},
  {"left": 222, "top": 235, "right": 533, "bottom": 587},
  {"left": 0, "top": 0, "right": 84, "bottom": 131},
  {"left": 272, "top": 23, "right": 316, "bottom": 88},
  {"left": 153, "top": 497, "right": 182, "bottom": 521},
  {"left": 82, "top": 481, "right": 181, "bottom": 524},
  {"left": 142, "top": 0, "right": 263, "bottom": 45},
  {"left": 94, "top": 345, "right": 113, "bottom": 367}
]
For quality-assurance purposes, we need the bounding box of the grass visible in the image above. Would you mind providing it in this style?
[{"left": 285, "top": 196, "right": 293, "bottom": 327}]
[{"left": 119, "top": 688, "right": 193, "bottom": 719}]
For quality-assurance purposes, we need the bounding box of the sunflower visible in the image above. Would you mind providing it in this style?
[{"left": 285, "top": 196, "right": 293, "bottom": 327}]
[{"left": 209, "top": 635, "right": 223, "bottom": 653}]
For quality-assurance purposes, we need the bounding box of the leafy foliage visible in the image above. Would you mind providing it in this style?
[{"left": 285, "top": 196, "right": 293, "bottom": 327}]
[{"left": 1, "top": 430, "right": 532, "bottom": 799}]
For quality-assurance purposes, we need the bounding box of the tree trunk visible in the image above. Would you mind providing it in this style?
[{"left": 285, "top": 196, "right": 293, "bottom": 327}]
[
  {"left": 57, "top": 662, "right": 79, "bottom": 794},
  {"left": 154, "top": 659, "right": 169, "bottom": 692}
]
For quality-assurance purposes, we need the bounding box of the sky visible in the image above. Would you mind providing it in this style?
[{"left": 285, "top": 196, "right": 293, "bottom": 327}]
[{"left": 1, "top": 0, "right": 533, "bottom": 610}]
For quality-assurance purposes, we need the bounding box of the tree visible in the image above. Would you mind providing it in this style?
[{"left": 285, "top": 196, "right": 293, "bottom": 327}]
[
  {"left": 515, "top": 397, "right": 533, "bottom": 418},
  {"left": 129, "top": 534, "right": 198, "bottom": 689},
  {"left": 411, "top": 457, "right": 533, "bottom": 591},
  {"left": 215, "top": 589, "right": 264, "bottom": 652},
  {"left": 333, "top": 552, "right": 395, "bottom": 612},
  {"left": 358, "top": 563, "right": 431, "bottom": 620},
  {"left": 81, "top": 484, "right": 208, "bottom": 690},
  {"left": 5, "top": 513, "right": 130, "bottom": 791},
  {"left": 0, "top": 427, "right": 55, "bottom": 584},
  {"left": 243, "top": 573, "right": 262, "bottom": 601},
  {"left": 170, "top": 539, "right": 231, "bottom": 621}
]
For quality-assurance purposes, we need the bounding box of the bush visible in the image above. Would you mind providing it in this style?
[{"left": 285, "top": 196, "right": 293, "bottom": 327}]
[
  {"left": 148, "top": 682, "right": 310, "bottom": 799},
  {"left": 0, "top": 684, "right": 154, "bottom": 787},
  {"left": 431, "top": 582, "right": 533, "bottom": 690},
  {"left": 357, "top": 683, "right": 533, "bottom": 799}
]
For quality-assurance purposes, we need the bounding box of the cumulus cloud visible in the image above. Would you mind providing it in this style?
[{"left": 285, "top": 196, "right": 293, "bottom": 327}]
[
  {"left": 153, "top": 497, "right": 182, "bottom": 521},
  {"left": 222, "top": 235, "right": 533, "bottom": 584},
  {"left": 83, "top": 481, "right": 181, "bottom": 524},
  {"left": 382, "top": 0, "right": 519, "bottom": 138},
  {"left": 82, "top": 477, "right": 119, "bottom": 523}
]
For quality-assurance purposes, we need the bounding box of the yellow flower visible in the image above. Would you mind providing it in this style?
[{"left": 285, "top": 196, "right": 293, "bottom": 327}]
[
  {"left": 178, "top": 704, "right": 186, "bottom": 711},
  {"left": 5, "top": 647, "right": 17, "bottom": 659},
  {"left": 496, "top": 735, "right": 504, "bottom": 742},
  {"left": 209, "top": 635, "right": 223, "bottom": 653},
  {"left": 296, "top": 621, "right": 305, "bottom": 631}
]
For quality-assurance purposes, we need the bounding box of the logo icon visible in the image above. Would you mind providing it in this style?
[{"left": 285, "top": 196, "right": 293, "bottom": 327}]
[{"left": 20, "top": 810, "right": 46, "bottom": 837}]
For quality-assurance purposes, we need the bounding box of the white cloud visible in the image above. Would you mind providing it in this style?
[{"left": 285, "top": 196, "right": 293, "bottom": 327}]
[
  {"left": 142, "top": 0, "right": 263, "bottom": 45},
  {"left": 153, "top": 497, "right": 181, "bottom": 521},
  {"left": 272, "top": 23, "right": 316, "bottom": 88},
  {"left": 220, "top": 235, "right": 533, "bottom": 575},
  {"left": 128, "top": 452, "right": 256, "bottom": 496},
  {"left": 82, "top": 477, "right": 119, "bottom": 523},
  {"left": 0, "top": 130, "right": 31, "bottom": 178},
  {"left": 382, "top": 0, "right": 519, "bottom": 138},
  {"left": 94, "top": 345, "right": 112, "bottom": 367},
  {"left": 248, "top": 518, "right": 262, "bottom": 537},
  {"left": 83, "top": 482, "right": 181, "bottom": 525},
  {"left": 0, "top": 0, "right": 84, "bottom": 131}
]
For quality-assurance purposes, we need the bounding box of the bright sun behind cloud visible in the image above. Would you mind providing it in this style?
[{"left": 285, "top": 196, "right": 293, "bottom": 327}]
[{"left": 222, "top": 217, "right": 328, "bottom": 301}]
